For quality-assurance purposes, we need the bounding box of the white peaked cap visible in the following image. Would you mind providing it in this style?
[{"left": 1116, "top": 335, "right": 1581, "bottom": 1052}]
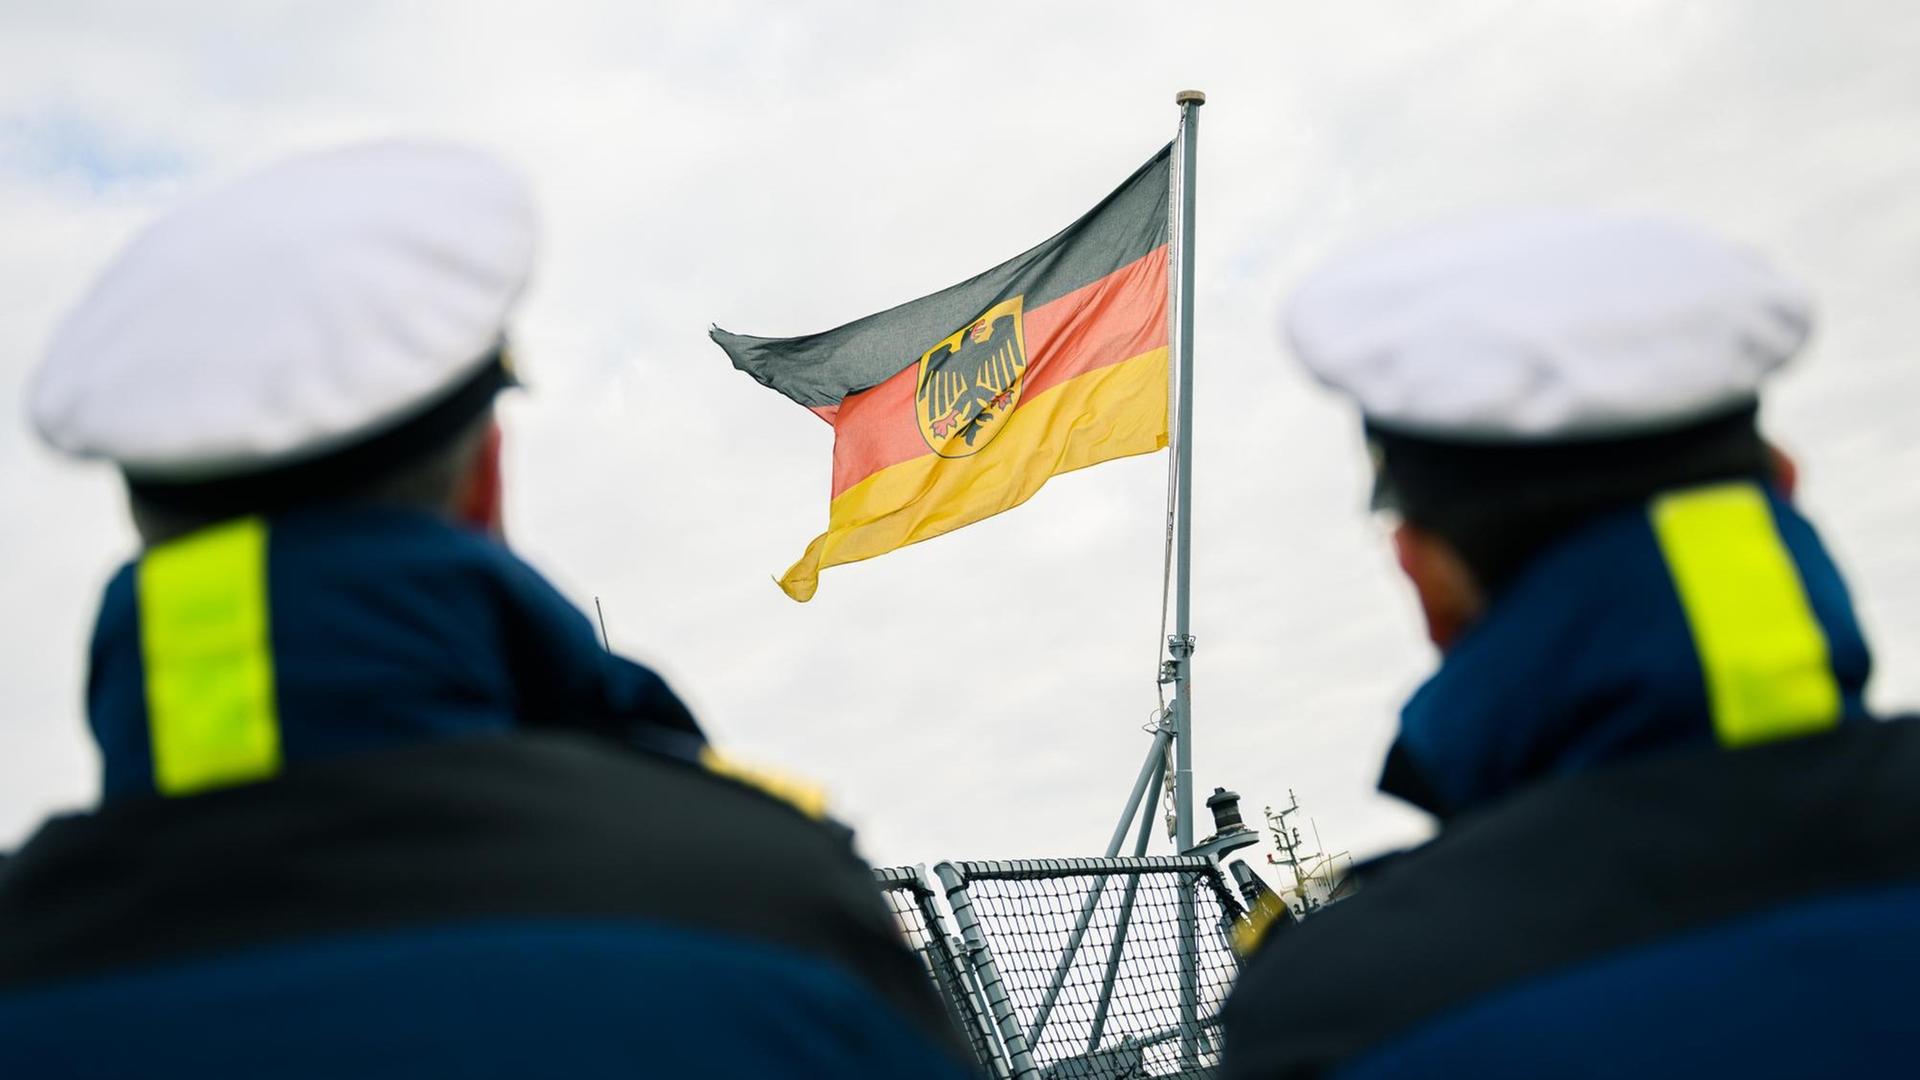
[
  {"left": 31, "top": 141, "right": 536, "bottom": 481},
  {"left": 1285, "top": 209, "right": 1812, "bottom": 441}
]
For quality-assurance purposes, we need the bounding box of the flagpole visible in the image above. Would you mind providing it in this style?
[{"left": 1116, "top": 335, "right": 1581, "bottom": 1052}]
[
  {"left": 1170, "top": 89, "right": 1204, "bottom": 856},
  {"left": 1170, "top": 87, "right": 1204, "bottom": 1072}
]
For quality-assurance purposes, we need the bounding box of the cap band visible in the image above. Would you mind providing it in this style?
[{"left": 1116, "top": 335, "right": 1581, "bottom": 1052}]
[
  {"left": 1366, "top": 401, "right": 1767, "bottom": 514},
  {"left": 128, "top": 348, "right": 514, "bottom": 517},
  {"left": 1367, "top": 401, "right": 1772, "bottom": 593}
]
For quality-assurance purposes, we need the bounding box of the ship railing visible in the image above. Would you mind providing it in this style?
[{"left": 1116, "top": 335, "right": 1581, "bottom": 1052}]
[
  {"left": 874, "top": 856, "right": 1248, "bottom": 1080},
  {"left": 873, "top": 864, "right": 1016, "bottom": 1078}
]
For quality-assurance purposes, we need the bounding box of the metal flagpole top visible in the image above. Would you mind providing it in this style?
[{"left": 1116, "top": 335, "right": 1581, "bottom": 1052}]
[{"left": 1174, "top": 90, "right": 1207, "bottom": 106}]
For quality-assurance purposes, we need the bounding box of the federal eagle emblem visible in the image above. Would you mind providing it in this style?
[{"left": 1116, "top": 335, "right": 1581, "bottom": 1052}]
[{"left": 915, "top": 296, "right": 1028, "bottom": 457}]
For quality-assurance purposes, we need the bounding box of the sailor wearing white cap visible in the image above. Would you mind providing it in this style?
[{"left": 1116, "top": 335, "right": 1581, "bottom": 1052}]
[
  {"left": 30, "top": 141, "right": 529, "bottom": 537},
  {"left": 1223, "top": 211, "right": 1918, "bottom": 1079},
  {"left": 0, "top": 143, "right": 970, "bottom": 1078}
]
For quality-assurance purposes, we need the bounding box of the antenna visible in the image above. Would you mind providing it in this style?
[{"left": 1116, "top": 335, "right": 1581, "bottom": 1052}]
[{"left": 593, "top": 596, "right": 611, "bottom": 651}]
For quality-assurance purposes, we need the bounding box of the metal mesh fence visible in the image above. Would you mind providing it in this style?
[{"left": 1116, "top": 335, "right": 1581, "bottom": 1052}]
[
  {"left": 873, "top": 866, "right": 1008, "bottom": 1077},
  {"left": 939, "top": 857, "right": 1245, "bottom": 1080}
]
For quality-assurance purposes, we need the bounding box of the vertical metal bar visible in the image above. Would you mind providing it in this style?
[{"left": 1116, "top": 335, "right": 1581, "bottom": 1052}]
[
  {"left": 1086, "top": 763, "right": 1164, "bottom": 1052},
  {"left": 960, "top": 954, "right": 1016, "bottom": 1080},
  {"left": 1170, "top": 90, "right": 1203, "bottom": 863},
  {"left": 956, "top": 938, "right": 1016, "bottom": 1080},
  {"left": 1171, "top": 88, "right": 1206, "bottom": 1069},
  {"left": 920, "top": 872, "right": 1013, "bottom": 1080},
  {"left": 936, "top": 863, "right": 1039, "bottom": 1080},
  {"left": 1025, "top": 728, "right": 1172, "bottom": 1047}
]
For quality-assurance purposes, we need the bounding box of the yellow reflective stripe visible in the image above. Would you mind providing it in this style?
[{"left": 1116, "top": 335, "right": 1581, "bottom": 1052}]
[
  {"left": 137, "top": 517, "right": 281, "bottom": 795},
  {"left": 1651, "top": 483, "right": 1841, "bottom": 747},
  {"left": 699, "top": 746, "right": 829, "bottom": 820},
  {"left": 1232, "top": 891, "right": 1292, "bottom": 957}
]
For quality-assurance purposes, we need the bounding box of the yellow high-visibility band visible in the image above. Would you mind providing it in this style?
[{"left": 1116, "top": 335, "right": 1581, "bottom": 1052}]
[
  {"left": 137, "top": 516, "right": 282, "bottom": 795},
  {"left": 1651, "top": 482, "right": 1841, "bottom": 748},
  {"left": 1233, "top": 891, "right": 1293, "bottom": 958},
  {"left": 699, "top": 746, "right": 830, "bottom": 821}
]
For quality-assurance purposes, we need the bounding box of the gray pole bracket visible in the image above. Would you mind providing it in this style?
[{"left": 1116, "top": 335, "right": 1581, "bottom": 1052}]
[{"left": 1182, "top": 825, "right": 1261, "bottom": 864}]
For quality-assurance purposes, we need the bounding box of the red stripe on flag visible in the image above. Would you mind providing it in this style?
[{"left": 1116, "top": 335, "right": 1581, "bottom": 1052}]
[{"left": 828, "top": 245, "right": 1168, "bottom": 498}]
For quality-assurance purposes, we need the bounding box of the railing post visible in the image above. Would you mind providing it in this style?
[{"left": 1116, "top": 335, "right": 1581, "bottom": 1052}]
[{"left": 936, "top": 862, "right": 1040, "bottom": 1080}]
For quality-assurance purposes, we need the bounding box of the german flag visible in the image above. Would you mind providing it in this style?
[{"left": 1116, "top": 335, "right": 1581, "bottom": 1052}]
[{"left": 713, "top": 145, "right": 1172, "bottom": 601}]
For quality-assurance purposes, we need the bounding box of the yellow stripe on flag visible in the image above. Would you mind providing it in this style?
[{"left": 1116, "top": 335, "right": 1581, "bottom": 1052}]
[
  {"left": 780, "top": 346, "right": 1169, "bottom": 601},
  {"left": 137, "top": 516, "right": 282, "bottom": 795},
  {"left": 1650, "top": 482, "right": 1841, "bottom": 748}
]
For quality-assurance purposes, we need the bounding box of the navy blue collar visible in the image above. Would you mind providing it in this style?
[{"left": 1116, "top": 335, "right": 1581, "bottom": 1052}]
[
  {"left": 88, "top": 508, "right": 703, "bottom": 802},
  {"left": 1383, "top": 490, "right": 1872, "bottom": 819}
]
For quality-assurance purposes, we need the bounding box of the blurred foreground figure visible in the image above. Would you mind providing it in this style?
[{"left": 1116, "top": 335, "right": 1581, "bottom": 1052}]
[
  {"left": 1223, "top": 211, "right": 1917, "bottom": 1078},
  {"left": 0, "top": 143, "right": 966, "bottom": 1078}
]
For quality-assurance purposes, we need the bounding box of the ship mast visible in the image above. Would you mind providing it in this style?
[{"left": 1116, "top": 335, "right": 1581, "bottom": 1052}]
[
  {"left": 1167, "top": 89, "right": 1203, "bottom": 855},
  {"left": 1090, "top": 89, "right": 1204, "bottom": 863},
  {"left": 1018, "top": 95, "right": 1219, "bottom": 1073}
]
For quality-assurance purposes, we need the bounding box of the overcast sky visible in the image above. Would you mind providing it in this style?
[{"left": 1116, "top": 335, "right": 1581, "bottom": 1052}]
[{"left": 3, "top": 2, "right": 1918, "bottom": 868}]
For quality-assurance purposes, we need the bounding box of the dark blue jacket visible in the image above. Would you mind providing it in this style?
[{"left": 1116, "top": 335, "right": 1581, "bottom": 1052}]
[
  {"left": 0, "top": 509, "right": 969, "bottom": 1078},
  {"left": 1223, "top": 482, "right": 1919, "bottom": 1078}
]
